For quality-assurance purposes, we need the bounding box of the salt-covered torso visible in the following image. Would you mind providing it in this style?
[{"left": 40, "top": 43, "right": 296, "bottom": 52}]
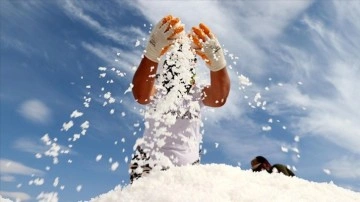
[{"left": 136, "top": 36, "right": 204, "bottom": 167}]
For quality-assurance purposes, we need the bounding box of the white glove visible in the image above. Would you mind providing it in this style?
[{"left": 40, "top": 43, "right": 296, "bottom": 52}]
[
  {"left": 191, "top": 23, "right": 226, "bottom": 71},
  {"left": 145, "top": 15, "right": 184, "bottom": 62}
]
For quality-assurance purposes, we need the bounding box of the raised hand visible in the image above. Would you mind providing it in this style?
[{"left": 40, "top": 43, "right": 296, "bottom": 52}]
[
  {"left": 190, "top": 23, "right": 226, "bottom": 71},
  {"left": 144, "top": 15, "right": 185, "bottom": 62}
]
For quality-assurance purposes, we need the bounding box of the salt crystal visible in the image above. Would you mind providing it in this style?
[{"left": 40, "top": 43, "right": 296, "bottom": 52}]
[
  {"left": 111, "top": 162, "right": 119, "bottom": 171},
  {"left": 76, "top": 185, "right": 82, "bottom": 192},
  {"left": 281, "top": 146, "right": 288, "bottom": 152},
  {"left": 96, "top": 154, "right": 102, "bottom": 162}
]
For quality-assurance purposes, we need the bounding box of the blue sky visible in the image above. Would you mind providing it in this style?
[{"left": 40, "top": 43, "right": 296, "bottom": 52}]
[{"left": 1, "top": 0, "right": 359, "bottom": 201}]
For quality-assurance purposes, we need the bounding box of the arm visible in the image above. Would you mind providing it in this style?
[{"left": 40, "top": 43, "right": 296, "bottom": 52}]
[
  {"left": 202, "top": 67, "right": 230, "bottom": 107},
  {"left": 132, "top": 56, "right": 158, "bottom": 105},
  {"left": 132, "top": 15, "right": 184, "bottom": 105},
  {"left": 190, "top": 23, "right": 230, "bottom": 107}
]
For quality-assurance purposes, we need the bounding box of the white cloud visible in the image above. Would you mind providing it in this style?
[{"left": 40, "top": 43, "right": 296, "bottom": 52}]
[
  {"left": 81, "top": 42, "right": 140, "bottom": 73},
  {"left": 13, "top": 137, "right": 49, "bottom": 154},
  {"left": 61, "top": 0, "right": 145, "bottom": 47},
  {"left": 266, "top": 2, "right": 360, "bottom": 155},
  {"left": 325, "top": 156, "right": 360, "bottom": 179},
  {"left": 0, "top": 159, "right": 44, "bottom": 176},
  {"left": 0, "top": 191, "right": 31, "bottom": 202},
  {"left": 0, "top": 175, "right": 15, "bottom": 182},
  {"left": 0, "top": 35, "right": 35, "bottom": 56},
  {"left": 18, "top": 99, "right": 51, "bottom": 124}
]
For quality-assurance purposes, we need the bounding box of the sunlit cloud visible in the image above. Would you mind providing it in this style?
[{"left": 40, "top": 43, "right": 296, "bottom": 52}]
[
  {"left": 325, "top": 156, "right": 360, "bottom": 179},
  {"left": 0, "top": 191, "right": 31, "bottom": 202},
  {"left": 61, "top": 0, "right": 145, "bottom": 47},
  {"left": 13, "top": 137, "right": 51, "bottom": 154},
  {"left": 18, "top": 99, "right": 51, "bottom": 124},
  {"left": 0, "top": 175, "right": 15, "bottom": 182},
  {"left": 0, "top": 159, "right": 44, "bottom": 176},
  {"left": 265, "top": 3, "right": 360, "bottom": 155}
]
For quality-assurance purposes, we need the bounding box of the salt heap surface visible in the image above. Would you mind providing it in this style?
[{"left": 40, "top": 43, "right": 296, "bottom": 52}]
[{"left": 89, "top": 164, "right": 360, "bottom": 202}]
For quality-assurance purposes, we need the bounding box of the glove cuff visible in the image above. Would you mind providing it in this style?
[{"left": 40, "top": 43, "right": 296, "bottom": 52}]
[
  {"left": 144, "top": 41, "right": 160, "bottom": 62},
  {"left": 208, "top": 60, "right": 226, "bottom": 72}
]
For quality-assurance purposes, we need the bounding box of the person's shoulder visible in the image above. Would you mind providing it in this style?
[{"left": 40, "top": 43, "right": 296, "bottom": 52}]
[
  {"left": 272, "top": 164, "right": 287, "bottom": 168},
  {"left": 272, "top": 164, "right": 295, "bottom": 176}
]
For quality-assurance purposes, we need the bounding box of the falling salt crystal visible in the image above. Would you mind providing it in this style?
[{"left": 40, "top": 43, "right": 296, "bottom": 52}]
[
  {"left": 111, "top": 162, "right": 119, "bottom": 171},
  {"left": 117, "top": 53, "right": 120, "bottom": 56},
  {"left": 99, "top": 73, "right": 106, "bottom": 78},
  {"left": 114, "top": 141, "right": 118, "bottom": 145},
  {"left": 109, "top": 158, "right": 113, "bottom": 163},
  {"left": 76, "top": 185, "right": 82, "bottom": 192},
  {"left": 292, "top": 147, "right": 299, "bottom": 153},
  {"left": 17, "top": 184, "right": 22, "bottom": 188},
  {"left": 238, "top": 74, "right": 252, "bottom": 86},
  {"left": 98, "top": 67, "right": 107, "bottom": 71},
  {"left": 268, "top": 118, "right": 273, "bottom": 123},
  {"left": 294, "top": 136, "right": 300, "bottom": 142},
  {"left": 96, "top": 154, "right": 102, "bottom": 162},
  {"left": 124, "top": 83, "right": 134, "bottom": 94},
  {"left": 323, "top": 169, "right": 331, "bottom": 175},
  {"left": 61, "top": 121, "right": 74, "bottom": 131},
  {"left": 73, "top": 134, "right": 80, "bottom": 141},
  {"left": 35, "top": 153, "right": 42, "bottom": 158},
  {"left": 265, "top": 87, "right": 269, "bottom": 91},
  {"left": 215, "top": 143, "right": 219, "bottom": 148},
  {"left": 45, "top": 166, "right": 50, "bottom": 171},
  {"left": 109, "top": 97, "right": 115, "bottom": 104},
  {"left": 254, "top": 93, "right": 261, "bottom": 103},
  {"left": 281, "top": 146, "right": 288, "bottom": 152},
  {"left": 282, "top": 126, "right": 287, "bottom": 130},
  {"left": 135, "top": 40, "right": 140, "bottom": 47},
  {"left": 67, "top": 159, "right": 72, "bottom": 163},
  {"left": 70, "top": 110, "right": 83, "bottom": 118},
  {"left": 144, "top": 121, "right": 149, "bottom": 129},
  {"left": 124, "top": 156, "right": 128, "bottom": 163},
  {"left": 104, "top": 92, "right": 111, "bottom": 99},
  {"left": 110, "top": 109, "right": 115, "bottom": 114},
  {"left": 262, "top": 126, "right": 271, "bottom": 131},
  {"left": 278, "top": 83, "right": 283, "bottom": 86},
  {"left": 81, "top": 121, "right": 89, "bottom": 130},
  {"left": 53, "top": 177, "right": 59, "bottom": 187},
  {"left": 121, "top": 138, "right": 125, "bottom": 143},
  {"left": 298, "top": 81, "right": 303, "bottom": 85},
  {"left": 60, "top": 186, "right": 65, "bottom": 190},
  {"left": 31, "top": 178, "right": 44, "bottom": 186}
]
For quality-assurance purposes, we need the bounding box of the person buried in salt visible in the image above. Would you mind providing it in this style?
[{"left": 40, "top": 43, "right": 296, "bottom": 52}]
[{"left": 130, "top": 15, "right": 230, "bottom": 183}]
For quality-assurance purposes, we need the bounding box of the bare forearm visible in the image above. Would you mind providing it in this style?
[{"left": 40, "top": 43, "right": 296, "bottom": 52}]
[
  {"left": 132, "top": 56, "right": 158, "bottom": 104},
  {"left": 202, "top": 67, "right": 230, "bottom": 107}
]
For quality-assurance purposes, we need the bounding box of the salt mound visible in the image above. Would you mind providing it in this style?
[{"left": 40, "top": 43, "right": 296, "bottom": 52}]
[{"left": 89, "top": 164, "right": 360, "bottom": 202}]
